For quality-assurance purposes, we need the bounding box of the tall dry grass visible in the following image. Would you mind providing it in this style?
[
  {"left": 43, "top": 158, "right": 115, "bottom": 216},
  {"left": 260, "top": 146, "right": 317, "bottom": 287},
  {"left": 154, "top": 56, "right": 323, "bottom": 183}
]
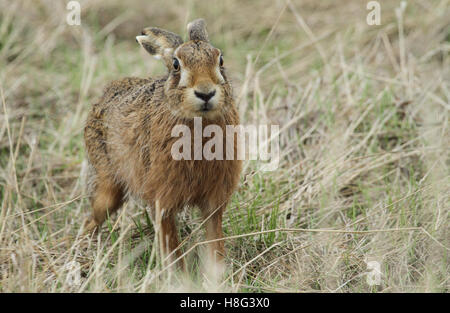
[{"left": 0, "top": 0, "right": 448, "bottom": 292}]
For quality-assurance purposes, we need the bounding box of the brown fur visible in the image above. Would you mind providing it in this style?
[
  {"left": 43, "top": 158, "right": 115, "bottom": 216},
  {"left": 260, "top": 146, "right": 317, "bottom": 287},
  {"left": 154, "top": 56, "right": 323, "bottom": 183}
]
[{"left": 83, "top": 19, "right": 242, "bottom": 270}]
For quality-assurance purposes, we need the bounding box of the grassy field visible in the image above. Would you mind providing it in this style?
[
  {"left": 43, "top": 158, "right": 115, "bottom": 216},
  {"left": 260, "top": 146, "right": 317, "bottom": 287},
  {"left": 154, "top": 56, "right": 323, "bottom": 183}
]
[{"left": 0, "top": 0, "right": 448, "bottom": 292}]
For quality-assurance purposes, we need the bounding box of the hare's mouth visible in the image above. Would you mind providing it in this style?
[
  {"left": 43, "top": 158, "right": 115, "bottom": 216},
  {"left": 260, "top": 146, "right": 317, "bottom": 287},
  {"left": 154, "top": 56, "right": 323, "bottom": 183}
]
[
  {"left": 195, "top": 105, "right": 222, "bottom": 119},
  {"left": 199, "top": 101, "right": 214, "bottom": 112}
]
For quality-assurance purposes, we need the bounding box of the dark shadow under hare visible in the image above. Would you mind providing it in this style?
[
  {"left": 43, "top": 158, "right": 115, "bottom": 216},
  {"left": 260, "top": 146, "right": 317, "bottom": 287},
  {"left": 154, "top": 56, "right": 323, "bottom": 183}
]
[{"left": 83, "top": 19, "right": 242, "bottom": 271}]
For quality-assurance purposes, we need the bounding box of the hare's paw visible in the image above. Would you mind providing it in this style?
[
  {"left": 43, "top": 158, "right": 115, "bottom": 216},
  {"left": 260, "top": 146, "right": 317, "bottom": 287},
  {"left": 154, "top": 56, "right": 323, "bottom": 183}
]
[{"left": 83, "top": 217, "right": 100, "bottom": 235}]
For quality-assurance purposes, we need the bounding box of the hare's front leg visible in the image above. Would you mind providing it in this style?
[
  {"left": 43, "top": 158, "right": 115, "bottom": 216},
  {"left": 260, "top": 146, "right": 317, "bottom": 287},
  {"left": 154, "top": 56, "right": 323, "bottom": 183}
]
[
  {"left": 202, "top": 206, "right": 226, "bottom": 265},
  {"left": 200, "top": 205, "right": 227, "bottom": 284},
  {"left": 153, "top": 204, "right": 185, "bottom": 271}
]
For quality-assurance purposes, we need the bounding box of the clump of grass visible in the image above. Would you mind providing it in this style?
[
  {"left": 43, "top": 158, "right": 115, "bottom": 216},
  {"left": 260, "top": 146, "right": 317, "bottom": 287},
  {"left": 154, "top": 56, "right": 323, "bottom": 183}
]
[{"left": 0, "top": 0, "right": 448, "bottom": 292}]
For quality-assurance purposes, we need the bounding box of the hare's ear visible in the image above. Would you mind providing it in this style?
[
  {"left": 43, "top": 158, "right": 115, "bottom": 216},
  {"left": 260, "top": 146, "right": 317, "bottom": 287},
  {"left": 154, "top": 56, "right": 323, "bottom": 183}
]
[
  {"left": 136, "top": 27, "right": 183, "bottom": 68},
  {"left": 187, "top": 18, "right": 209, "bottom": 42}
]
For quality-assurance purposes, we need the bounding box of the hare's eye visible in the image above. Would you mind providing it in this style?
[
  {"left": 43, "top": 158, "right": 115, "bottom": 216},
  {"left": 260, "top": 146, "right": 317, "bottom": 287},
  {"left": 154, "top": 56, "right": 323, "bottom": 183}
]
[
  {"left": 173, "top": 58, "right": 180, "bottom": 71},
  {"left": 219, "top": 55, "right": 224, "bottom": 67}
]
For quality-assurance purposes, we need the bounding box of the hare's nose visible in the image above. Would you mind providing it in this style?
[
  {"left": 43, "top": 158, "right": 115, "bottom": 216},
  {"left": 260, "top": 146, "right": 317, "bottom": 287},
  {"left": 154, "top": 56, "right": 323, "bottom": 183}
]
[{"left": 194, "top": 90, "right": 216, "bottom": 103}]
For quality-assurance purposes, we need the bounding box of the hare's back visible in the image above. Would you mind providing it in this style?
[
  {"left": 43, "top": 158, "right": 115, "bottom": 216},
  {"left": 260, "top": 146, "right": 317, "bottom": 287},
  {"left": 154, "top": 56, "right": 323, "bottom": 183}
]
[
  {"left": 84, "top": 77, "right": 155, "bottom": 173},
  {"left": 100, "top": 77, "right": 152, "bottom": 104}
]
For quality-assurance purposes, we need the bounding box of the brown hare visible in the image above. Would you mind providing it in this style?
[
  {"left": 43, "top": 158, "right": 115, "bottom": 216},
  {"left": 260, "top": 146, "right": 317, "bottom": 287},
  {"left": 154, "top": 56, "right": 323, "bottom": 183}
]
[{"left": 84, "top": 19, "right": 242, "bottom": 270}]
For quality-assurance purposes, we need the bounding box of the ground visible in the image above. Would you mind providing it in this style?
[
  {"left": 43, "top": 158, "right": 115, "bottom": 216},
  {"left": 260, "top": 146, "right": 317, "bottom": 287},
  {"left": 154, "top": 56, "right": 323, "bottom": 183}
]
[{"left": 0, "top": 0, "right": 448, "bottom": 292}]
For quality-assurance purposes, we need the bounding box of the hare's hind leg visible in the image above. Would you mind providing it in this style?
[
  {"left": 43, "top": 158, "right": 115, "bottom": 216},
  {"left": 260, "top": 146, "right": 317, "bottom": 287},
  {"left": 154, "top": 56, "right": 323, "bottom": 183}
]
[{"left": 85, "top": 174, "right": 124, "bottom": 233}]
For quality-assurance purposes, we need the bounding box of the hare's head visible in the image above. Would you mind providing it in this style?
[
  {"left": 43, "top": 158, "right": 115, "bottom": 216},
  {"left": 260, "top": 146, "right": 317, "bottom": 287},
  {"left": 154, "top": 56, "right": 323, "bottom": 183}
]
[{"left": 136, "top": 19, "right": 232, "bottom": 119}]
